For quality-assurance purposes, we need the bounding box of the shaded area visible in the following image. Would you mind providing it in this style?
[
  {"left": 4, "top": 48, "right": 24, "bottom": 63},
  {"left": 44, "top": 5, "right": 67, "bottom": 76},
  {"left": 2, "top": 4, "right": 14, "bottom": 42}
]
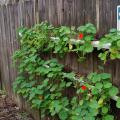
[
  {"left": 0, "top": 90, "right": 34, "bottom": 120},
  {"left": 111, "top": 99, "right": 120, "bottom": 120}
]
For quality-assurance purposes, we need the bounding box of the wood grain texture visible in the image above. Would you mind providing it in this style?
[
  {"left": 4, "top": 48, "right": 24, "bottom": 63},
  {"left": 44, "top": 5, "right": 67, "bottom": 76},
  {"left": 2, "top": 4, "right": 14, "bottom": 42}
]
[{"left": 0, "top": 0, "right": 120, "bottom": 119}]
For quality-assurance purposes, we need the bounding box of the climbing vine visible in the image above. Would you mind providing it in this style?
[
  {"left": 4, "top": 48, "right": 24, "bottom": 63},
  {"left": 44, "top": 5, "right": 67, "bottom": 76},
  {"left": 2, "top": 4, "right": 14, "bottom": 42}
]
[{"left": 13, "top": 22, "right": 120, "bottom": 120}]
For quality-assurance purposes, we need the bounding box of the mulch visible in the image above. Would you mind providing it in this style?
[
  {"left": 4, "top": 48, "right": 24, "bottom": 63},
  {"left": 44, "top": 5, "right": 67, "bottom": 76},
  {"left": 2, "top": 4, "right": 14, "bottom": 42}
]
[{"left": 0, "top": 91, "right": 34, "bottom": 120}]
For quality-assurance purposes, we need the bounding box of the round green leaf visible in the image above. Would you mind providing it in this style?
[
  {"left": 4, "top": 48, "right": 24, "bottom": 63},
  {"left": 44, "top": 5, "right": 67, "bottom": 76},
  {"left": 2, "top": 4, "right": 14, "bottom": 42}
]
[
  {"left": 92, "top": 88, "right": 99, "bottom": 95},
  {"left": 116, "top": 98, "right": 120, "bottom": 108},
  {"left": 102, "top": 107, "right": 108, "bottom": 114},
  {"left": 103, "top": 115, "right": 114, "bottom": 120},
  {"left": 103, "top": 82, "right": 112, "bottom": 88},
  {"left": 89, "top": 100, "right": 99, "bottom": 109},
  {"left": 95, "top": 82, "right": 103, "bottom": 89},
  {"left": 59, "top": 110, "right": 68, "bottom": 120},
  {"left": 66, "top": 82, "right": 72, "bottom": 87},
  {"left": 109, "top": 86, "right": 119, "bottom": 97},
  {"left": 100, "top": 73, "right": 111, "bottom": 80}
]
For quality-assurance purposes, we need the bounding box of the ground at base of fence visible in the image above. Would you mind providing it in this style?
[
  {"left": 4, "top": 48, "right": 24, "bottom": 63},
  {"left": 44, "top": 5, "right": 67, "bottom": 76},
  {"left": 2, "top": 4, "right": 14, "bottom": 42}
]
[{"left": 0, "top": 90, "right": 34, "bottom": 120}]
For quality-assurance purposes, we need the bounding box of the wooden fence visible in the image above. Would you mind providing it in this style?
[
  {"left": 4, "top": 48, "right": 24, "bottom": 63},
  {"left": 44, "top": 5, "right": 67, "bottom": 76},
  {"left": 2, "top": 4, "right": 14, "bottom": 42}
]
[{"left": 0, "top": 0, "right": 120, "bottom": 119}]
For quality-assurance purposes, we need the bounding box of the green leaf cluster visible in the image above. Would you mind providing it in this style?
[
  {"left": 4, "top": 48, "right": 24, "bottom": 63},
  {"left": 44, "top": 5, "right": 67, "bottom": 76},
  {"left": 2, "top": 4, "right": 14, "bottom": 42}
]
[
  {"left": 98, "top": 29, "right": 120, "bottom": 62},
  {"left": 13, "top": 22, "right": 120, "bottom": 120}
]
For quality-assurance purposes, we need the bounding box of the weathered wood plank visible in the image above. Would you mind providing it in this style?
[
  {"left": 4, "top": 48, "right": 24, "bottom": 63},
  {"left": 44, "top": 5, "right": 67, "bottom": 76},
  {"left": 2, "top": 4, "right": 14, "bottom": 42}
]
[
  {"left": 0, "top": 0, "right": 120, "bottom": 119},
  {"left": 1, "top": 5, "right": 11, "bottom": 93},
  {"left": 84, "top": 0, "right": 96, "bottom": 24}
]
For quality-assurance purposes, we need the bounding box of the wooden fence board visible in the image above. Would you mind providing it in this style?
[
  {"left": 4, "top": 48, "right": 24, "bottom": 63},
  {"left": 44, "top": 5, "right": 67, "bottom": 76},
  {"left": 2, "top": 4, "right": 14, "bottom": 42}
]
[
  {"left": 84, "top": 0, "right": 96, "bottom": 24},
  {"left": 0, "top": 0, "right": 120, "bottom": 119},
  {"left": 1, "top": 5, "right": 11, "bottom": 93}
]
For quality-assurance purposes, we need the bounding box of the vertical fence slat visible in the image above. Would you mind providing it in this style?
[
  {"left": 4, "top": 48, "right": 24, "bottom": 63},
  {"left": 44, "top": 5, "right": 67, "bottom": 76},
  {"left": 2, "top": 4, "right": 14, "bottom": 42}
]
[
  {"left": 6, "top": 5, "right": 12, "bottom": 95},
  {"left": 84, "top": 0, "right": 96, "bottom": 24},
  {"left": 75, "top": 0, "right": 85, "bottom": 26},
  {"left": 1, "top": 5, "right": 11, "bottom": 93},
  {"left": 0, "top": 5, "right": 3, "bottom": 89},
  {"left": 99, "top": 0, "right": 112, "bottom": 35},
  {"left": 56, "top": 0, "right": 63, "bottom": 25},
  {"left": 48, "top": 0, "right": 58, "bottom": 25}
]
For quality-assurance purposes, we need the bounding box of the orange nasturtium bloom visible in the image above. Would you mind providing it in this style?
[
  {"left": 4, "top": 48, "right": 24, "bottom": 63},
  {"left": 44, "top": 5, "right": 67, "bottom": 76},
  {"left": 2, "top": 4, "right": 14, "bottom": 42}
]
[
  {"left": 81, "top": 85, "right": 87, "bottom": 90},
  {"left": 78, "top": 33, "right": 84, "bottom": 39}
]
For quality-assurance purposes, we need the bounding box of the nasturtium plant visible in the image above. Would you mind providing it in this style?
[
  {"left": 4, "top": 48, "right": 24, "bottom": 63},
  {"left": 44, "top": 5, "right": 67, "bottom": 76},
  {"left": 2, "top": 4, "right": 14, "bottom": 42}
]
[
  {"left": 45, "top": 26, "right": 76, "bottom": 57},
  {"left": 13, "top": 21, "right": 120, "bottom": 120},
  {"left": 73, "top": 23, "right": 97, "bottom": 61},
  {"left": 77, "top": 23, "right": 96, "bottom": 35},
  {"left": 43, "top": 22, "right": 96, "bottom": 61},
  {"left": 98, "top": 29, "right": 120, "bottom": 63}
]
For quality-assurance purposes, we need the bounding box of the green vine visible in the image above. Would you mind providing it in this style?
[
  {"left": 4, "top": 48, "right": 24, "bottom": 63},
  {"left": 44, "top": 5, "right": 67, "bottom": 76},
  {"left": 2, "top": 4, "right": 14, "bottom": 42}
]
[{"left": 13, "top": 22, "right": 120, "bottom": 120}]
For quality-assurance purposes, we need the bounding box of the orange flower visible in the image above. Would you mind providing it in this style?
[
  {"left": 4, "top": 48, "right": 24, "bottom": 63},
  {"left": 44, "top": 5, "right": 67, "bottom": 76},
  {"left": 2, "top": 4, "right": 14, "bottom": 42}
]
[
  {"left": 81, "top": 85, "right": 87, "bottom": 90},
  {"left": 78, "top": 33, "right": 84, "bottom": 39}
]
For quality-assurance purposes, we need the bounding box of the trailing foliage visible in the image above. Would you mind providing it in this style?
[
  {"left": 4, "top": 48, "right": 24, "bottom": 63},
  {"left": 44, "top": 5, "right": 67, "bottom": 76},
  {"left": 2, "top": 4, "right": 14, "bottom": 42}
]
[
  {"left": 13, "top": 22, "right": 120, "bottom": 120},
  {"left": 73, "top": 23, "right": 96, "bottom": 61},
  {"left": 98, "top": 29, "right": 120, "bottom": 63},
  {"left": 17, "top": 22, "right": 96, "bottom": 61}
]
